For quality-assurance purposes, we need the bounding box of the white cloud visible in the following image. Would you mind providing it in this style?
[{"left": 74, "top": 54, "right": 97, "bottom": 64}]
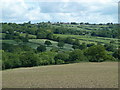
[
  {"left": 1, "top": 0, "right": 119, "bottom": 23},
  {"left": 25, "top": 8, "right": 52, "bottom": 21},
  {"left": 1, "top": 0, "right": 28, "bottom": 22}
]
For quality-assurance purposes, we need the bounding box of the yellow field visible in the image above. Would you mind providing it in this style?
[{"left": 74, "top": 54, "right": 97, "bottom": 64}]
[{"left": 2, "top": 62, "right": 118, "bottom": 88}]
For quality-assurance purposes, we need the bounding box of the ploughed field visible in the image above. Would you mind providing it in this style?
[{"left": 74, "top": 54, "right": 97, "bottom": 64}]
[{"left": 2, "top": 62, "right": 118, "bottom": 88}]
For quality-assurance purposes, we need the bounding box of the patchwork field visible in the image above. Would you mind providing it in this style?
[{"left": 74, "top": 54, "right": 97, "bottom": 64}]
[
  {"left": 29, "top": 39, "right": 73, "bottom": 51},
  {"left": 2, "top": 39, "right": 73, "bottom": 51},
  {"left": 19, "top": 33, "right": 36, "bottom": 39},
  {"left": 2, "top": 62, "right": 118, "bottom": 88},
  {"left": 54, "top": 34, "right": 118, "bottom": 47}
]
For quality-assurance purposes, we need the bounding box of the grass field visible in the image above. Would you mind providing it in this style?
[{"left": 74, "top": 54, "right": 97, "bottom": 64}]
[
  {"left": 29, "top": 39, "right": 73, "bottom": 51},
  {"left": 19, "top": 33, "right": 36, "bottom": 39},
  {"left": 2, "top": 39, "right": 73, "bottom": 51},
  {"left": 53, "top": 24, "right": 110, "bottom": 32},
  {"left": 0, "top": 33, "right": 6, "bottom": 39},
  {"left": 54, "top": 34, "right": 118, "bottom": 47},
  {"left": 1, "top": 39, "right": 116, "bottom": 54},
  {"left": 2, "top": 62, "right": 118, "bottom": 88},
  {"left": 2, "top": 40, "right": 17, "bottom": 44}
]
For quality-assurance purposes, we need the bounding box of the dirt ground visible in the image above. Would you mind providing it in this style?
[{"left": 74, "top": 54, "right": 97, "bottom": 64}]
[{"left": 2, "top": 62, "right": 118, "bottom": 88}]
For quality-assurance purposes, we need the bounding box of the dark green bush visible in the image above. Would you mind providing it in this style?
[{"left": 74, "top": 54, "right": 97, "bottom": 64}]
[
  {"left": 55, "top": 59, "right": 65, "bottom": 64},
  {"left": 54, "top": 52, "right": 69, "bottom": 62},
  {"left": 20, "top": 52, "right": 39, "bottom": 67},
  {"left": 69, "top": 49, "right": 87, "bottom": 63},
  {"left": 2, "top": 52, "right": 21, "bottom": 69},
  {"left": 37, "top": 44, "right": 46, "bottom": 52},
  {"left": 85, "top": 45, "right": 108, "bottom": 62}
]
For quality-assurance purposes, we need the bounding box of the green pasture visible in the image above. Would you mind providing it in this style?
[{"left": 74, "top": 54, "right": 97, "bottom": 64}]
[
  {"left": 54, "top": 34, "right": 118, "bottom": 46},
  {"left": 29, "top": 39, "right": 73, "bottom": 51},
  {"left": 19, "top": 33, "right": 36, "bottom": 39}
]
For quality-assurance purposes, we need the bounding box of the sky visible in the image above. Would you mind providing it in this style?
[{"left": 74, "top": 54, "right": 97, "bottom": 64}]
[{"left": 1, "top": 0, "right": 119, "bottom": 24}]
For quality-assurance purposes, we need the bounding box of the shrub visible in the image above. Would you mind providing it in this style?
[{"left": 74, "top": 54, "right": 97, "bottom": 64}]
[
  {"left": 104, "top": 44, "right": 115, "bottom": 52},
  {"left": 79, "top": 43, "right": 87, "bottom": 50},
  {"left": 2, "top": 52, "right": 21, "bottom": 69},
  {"left": 37, "top": 44, "right": 46, "bottom": 52},
  {"left": 65, "top": 37, "right": 74, "bottom": 44},
  {"left": 50, "top": 47, "right": 59, "bottom": 52},
  {"left": 72, "top": 45, "right": 79, "bottom": 49},
  {"left": 113, "top": 49, "right": 120, "bottom": 60},
  {"left": 37, "top": 51, "right": 57, "bottom": 65},
  {"left": 57, "top": 42, "right": 65, "bottom": 48},
  {"left": 85, "top": 45, "right": 107, "bottom": 62},
  {"left": 69, "top": 49, "right": 86, "bottom": 63},
  {"left": 87, "top": 43, "right": 95, "bottom": 47},
  {"left": 55, "top": 59, "right": 65, "bottom": 64},
  {"left": 54, "top": 53, "right": 69, "bottom": 62},
  {"left": 44, "top": 40, "right": 52, "bottom": 46},
  {"left": 104, "top": 54, "right": 117, "bottom": 61},
  {"left": 20, "top": 52, "right": 39, "bottom": 67},
  {"left": 73, "top": 39, "right": 80, "bottom": 46}
]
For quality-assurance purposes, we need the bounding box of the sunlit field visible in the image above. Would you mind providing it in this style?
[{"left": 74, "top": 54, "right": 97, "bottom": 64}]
[{"left": 2, "top": 62, "right": 118, "bottom": 88}]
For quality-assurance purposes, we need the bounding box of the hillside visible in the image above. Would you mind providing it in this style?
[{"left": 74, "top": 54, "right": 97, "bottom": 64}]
[{"left": 1, "top": 22, "right": 119, "bottom": 70}]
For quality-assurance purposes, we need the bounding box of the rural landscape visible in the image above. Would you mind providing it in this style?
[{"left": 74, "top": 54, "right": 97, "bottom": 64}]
[
  {"left": 1, "top": 21, "right": 119, "bottom": 88},
  {"left": 1, "top": 0, "right": 119, "bottom": 89}
]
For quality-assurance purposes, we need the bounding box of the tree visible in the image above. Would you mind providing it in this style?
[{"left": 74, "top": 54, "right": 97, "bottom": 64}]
[
  {"left": 56, "top": 37, "right": 64, "bottom": 42},
  {"left": 5, "top": 34, "right": 13, "bottom": 39},
  {"left": 79, "top": 43, "right": 87, "bottom": 50},
  {"left": 113, "top": 49, "right": 120, "bottom": 60},
  {"left": 80, "top": 22, "right": 84, "bottom": 25},
  {"left": 71, "top": 22, "right": 77, "bottom": 25},
  {"left": 21, "top": 45, "right": 35, "bottom": 52},
  {"left": 44, "top": 40, "right": 52, "bottom": 46},
  {"left": 54, "top": 53, "right": 69, "bottom": 62},
  {"left": 15, "top": 39, "right": 22, "bottom": 44},
  {"left": 37, "top": 31, "right": 47, "bottom": 39},
  {"left": 104, "top": 44, "right": 114, "bottom": 52},
  {"left": 57, "top": 42, "right": 65, "bottom": 48},
  {"left": 85, "top": 22, "right": 89, "bottom": 25},
  {"left": 37, "top": 51, "right": 56, "bottom": 65},
  {"left": 20, "top": 52, "right": 39, "bottom": 67},
  {"left": 110, "top": 40, "right": 115, "bottom": 44},
  {"left": 50, "top": 47, "right": 59, "bottom": 52},
  {"left": 87, "top": 43, "right": 95, "bottom": 47},
  {"left": 85, "top": 45, "right": 107, "bottom": 62},
  {"left": 28, "top": 21, "right": 31, "bottom": 24},
  {"left": 69, "top": 49, "right": 86, "bottom": 62},
  {"left": 73, "top": 39, "right": 80, "bottom": 46},
  {"left": 20, "top": 36, "right": 28, "bottom": 42},
  {"left": 2, "top": 52, "right": 21, "bottom": 69},
  {"left": 46, "top": 33, "right": 53, "bottom": 39},
  {"left": 55, "top": 59, "right": 65, "bottom": 64},
  {"left": 91, "top": 32, "right": 96, "bottom": 36},
  {"left": 72, "top": 45, "right": 79, "bottom": 49},
  {"left": 37, "top": 44, "right": 46, "bottom": 52},
  {"left": 65, "top": 37, "right": 74, "bottom": 44},
  {"left": 2, "top": 43, "right": 21, "bottom": 53}
]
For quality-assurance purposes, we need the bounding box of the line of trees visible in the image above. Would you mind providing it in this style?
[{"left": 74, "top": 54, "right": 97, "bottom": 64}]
[
  {"left": 1, "top": 22, "right": 119, "bottom": 70},
  {"left": 2, "top": 42, "right": 119, "bottom": 70},
  {"left": 2, "top": 22, "right": 118, "bottom": 39}
]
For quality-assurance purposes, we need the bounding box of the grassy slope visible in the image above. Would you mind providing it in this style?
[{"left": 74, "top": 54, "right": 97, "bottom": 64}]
[
  {"left": 54, "top": 34, "right": 118, "bottom": 47},
  {"left": 1, "top": 39, "right": 73, "bottom": 51},
  {"left": 2, "top": 62, "right": 118, "bottom": 88},
  {"left": 29, "top": 39, "right": 73, "bottom": 51},
  {"left": 19, "top": 33, "right": 36, "bottom": 39},
  {"left": 2, "top": 40, "right": 17, "bottom": 44}
]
